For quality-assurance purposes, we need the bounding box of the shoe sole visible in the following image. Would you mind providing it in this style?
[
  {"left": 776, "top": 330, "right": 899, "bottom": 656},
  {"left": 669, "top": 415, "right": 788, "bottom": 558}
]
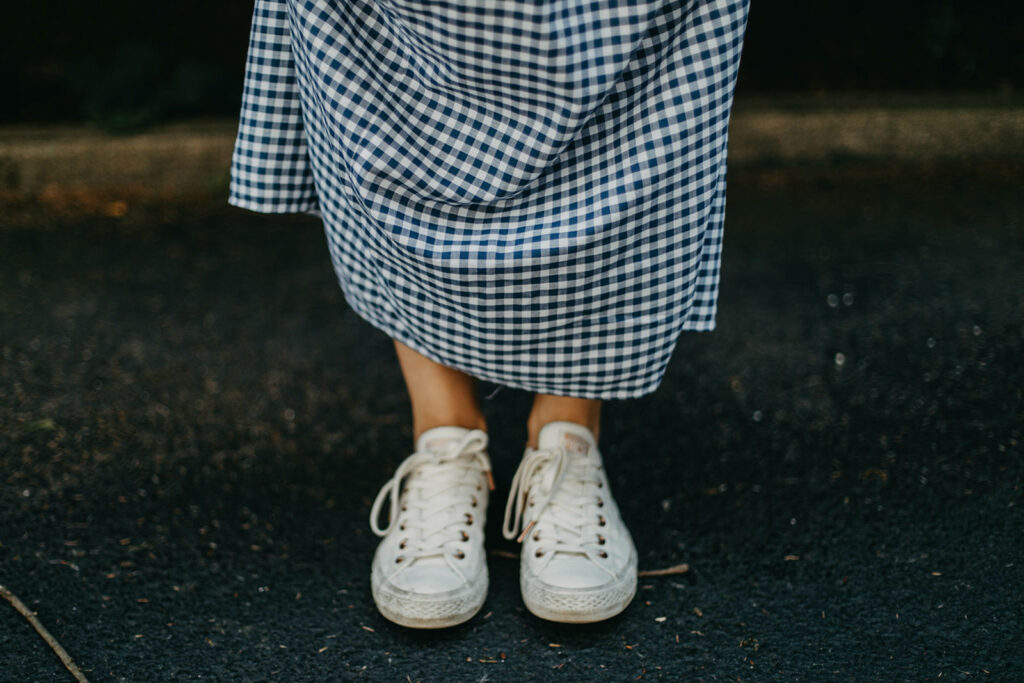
[
  {"left": 520, "top": 549, "right": 638, "bottom": 624},
  {"left": 371, "top": 568, "right": 488, "bottom": 629}
]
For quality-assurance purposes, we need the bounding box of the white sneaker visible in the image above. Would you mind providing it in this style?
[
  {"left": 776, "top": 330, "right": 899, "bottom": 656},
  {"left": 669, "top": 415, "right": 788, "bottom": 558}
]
[
  {"left": 369, "top": 427, "right": 493, "bottom": 628},
  {"left": 502, "top": 421, "right": 638, "bottom": 623}
]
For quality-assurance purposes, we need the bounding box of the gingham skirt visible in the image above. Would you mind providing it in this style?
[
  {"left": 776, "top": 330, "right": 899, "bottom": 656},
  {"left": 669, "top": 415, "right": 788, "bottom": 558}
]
[{"left": 230, "top": 0, "right": 749, "bottom": 399}]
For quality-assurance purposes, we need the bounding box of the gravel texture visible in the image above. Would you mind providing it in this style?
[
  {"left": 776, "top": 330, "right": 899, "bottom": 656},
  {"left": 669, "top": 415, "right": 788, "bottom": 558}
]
[{"left": 1, "top": 164, "right": 1021, "bottom": 681}]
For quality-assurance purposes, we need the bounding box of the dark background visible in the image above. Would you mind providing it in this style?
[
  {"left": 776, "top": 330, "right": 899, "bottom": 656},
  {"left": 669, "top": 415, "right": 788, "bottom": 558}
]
[
  {"left": 3, "top": 2, "right": 1023, "bottom": 680},
  {"left": 3, "top": 1, "right": 1023, "bottom": 130}
]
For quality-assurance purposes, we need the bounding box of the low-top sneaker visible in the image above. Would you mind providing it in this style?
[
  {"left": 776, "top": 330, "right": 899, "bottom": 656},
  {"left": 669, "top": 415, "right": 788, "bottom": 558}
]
[
  {"left": 370, "top": 427, "right": 494, "bottom": 628},
  {"left": 502, "top": 421, "right": 637, "bottom": 623}
]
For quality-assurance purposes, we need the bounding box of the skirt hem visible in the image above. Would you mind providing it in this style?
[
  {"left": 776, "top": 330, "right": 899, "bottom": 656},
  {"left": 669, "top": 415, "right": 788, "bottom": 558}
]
[{"left": 346, "top": 300, "right": 716, "bottom": 401}]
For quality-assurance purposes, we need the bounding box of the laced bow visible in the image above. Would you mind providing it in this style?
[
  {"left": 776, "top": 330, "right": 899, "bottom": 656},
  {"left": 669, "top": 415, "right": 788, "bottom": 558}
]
[
  {"left": 502, "top": 445, "right": 613, "bottom": 574},
  {"left": 370, "top": 430, "right": 493, "bottom": 565}
]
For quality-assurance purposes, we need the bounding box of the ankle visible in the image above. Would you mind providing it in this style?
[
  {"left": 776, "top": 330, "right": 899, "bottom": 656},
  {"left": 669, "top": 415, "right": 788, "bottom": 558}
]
[
  {"left": 413, "top": 414, "right": 488, "bottom": 443},
  {"left": 526, "top": 397, "right": 601, "bottom": 449}
]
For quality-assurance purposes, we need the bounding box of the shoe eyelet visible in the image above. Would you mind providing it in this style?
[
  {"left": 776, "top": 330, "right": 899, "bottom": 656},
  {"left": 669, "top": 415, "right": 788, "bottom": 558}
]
[
  {"left": 400, "top": 505, "right": 407, "bottom": 512},
  {"left": 399, "top": 524, "right": 406, "bottom": 531},
  {"left": 597, "top": 497, "right": 604, "bottom": 508},
  {"left": 454, "top": 550, "right": 465, "bottom": 560},
  {"left": 535, "top": 549, "right": 544, "bottom": 558},
  {"left": 597, "top": 482, "right": 604, "bottom": 488},
  {"left": 598, "top": 515, "right": 607, "bottom": 527},
  {"left": 460, "top": 531, "right": 469, "bottom": 542},
  {"left": 599, "top": 550, "right": 608, "bottom": 559},
  {"left": 532, "top": 532, "right": 540, "bottom": 542},
  {"left": 465, "top": 513, "right": 473, "bottom": 526},
  {"left": 395, "top": 556, "right": 404, "bottom": 564},
  {"left": 597, "top": 534, "right": 606, "bottom": 545},
  {"left": 399, "top": 539, "right": 407, "bottom": 549},
  {"left": 471, "top": 496, "right": 478, "bottom": 508}
]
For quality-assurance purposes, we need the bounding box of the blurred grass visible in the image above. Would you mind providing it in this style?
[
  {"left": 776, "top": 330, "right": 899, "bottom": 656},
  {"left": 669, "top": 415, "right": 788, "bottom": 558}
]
[{"left": 0, "top": 94, "right": 1020, "bottom": 227}]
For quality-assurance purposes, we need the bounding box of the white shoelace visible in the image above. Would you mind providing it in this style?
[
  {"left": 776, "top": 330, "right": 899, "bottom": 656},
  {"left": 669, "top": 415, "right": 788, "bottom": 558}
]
[
  {"left": 370, "top": 430, "right": 493, "bottom": 570},
  {"left": 501, "top": 446, "right": 614, "bottom": 576}
]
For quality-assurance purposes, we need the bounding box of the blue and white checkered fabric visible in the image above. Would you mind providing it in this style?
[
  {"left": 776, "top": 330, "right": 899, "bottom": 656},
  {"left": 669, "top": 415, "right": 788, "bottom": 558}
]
[{"left": 231, "top": 0, "right": 749, "bottom": 399}]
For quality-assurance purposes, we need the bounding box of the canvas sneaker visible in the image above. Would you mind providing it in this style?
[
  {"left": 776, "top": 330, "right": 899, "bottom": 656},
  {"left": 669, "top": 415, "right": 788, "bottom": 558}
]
[
  {"left": 502, "top": 421, "right": 638, "bottom": 623},
  {"left": 369, "top": 427, "right": 493, "bottom": 628}
]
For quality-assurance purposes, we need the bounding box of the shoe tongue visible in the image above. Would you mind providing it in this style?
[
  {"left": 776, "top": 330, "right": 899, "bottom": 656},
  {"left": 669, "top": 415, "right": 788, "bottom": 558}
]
[
  {"left": 416, "top": 426, "right": 472, "bottom": 454},
  {"left": 536, "top": 423, "right": 597, "bottom": 496},
  {"left": 537, "top": 421, "right": 596, "bottom": 456}
]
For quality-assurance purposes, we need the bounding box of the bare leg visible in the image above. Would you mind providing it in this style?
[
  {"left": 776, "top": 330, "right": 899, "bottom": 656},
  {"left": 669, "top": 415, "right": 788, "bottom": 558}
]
[
  {"left": 526, "top": 393, "right": 602, "bottom": 448},
  {"left": 394, "top": 340, "right": 487, "bottom": 443}
]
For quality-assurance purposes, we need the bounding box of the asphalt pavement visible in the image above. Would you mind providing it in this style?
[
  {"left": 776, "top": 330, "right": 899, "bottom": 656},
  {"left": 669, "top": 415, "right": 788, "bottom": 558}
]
[{"left": 1, "top": 162, "right": 1022, "bottom": 681}]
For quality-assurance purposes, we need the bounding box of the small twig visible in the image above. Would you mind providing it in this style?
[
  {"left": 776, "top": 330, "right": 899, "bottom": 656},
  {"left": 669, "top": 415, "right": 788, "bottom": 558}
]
[
  {"left": 638, "top": 563, "right": 690, "bottom": 578},
  {"left": 489, "top": 550, "right": 519, "bottom": 560},
  {"left": 0, "top": 584, "right": 90, "bottom": 683}
]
